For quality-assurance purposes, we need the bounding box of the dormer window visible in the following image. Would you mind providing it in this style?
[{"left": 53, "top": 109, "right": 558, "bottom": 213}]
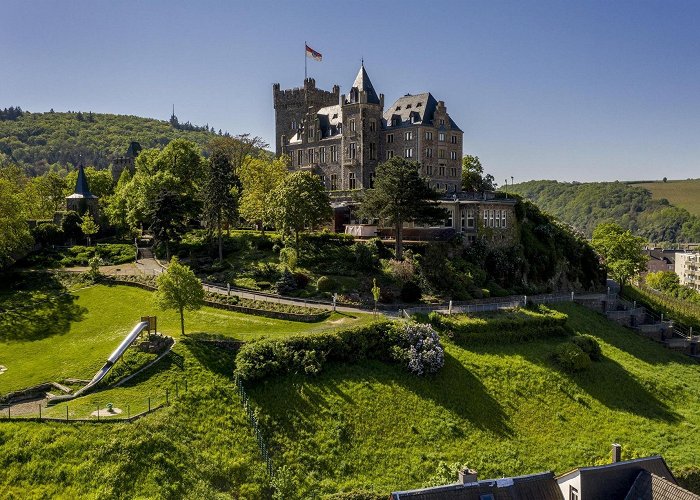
[
  {"left": 416, "top": 102, "right": 422, "bottom": 107},
  {"left": 395, "top": 106, "right": 401, "bottom": 111},
  {"left": 406, "top": 104, "right": 412, "bottom": 109}
]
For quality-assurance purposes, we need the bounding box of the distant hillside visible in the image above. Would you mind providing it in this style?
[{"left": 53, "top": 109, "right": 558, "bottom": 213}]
[
  {"left": 0, "top": 109, "right": 219, "bottom": 175},
  {"left": 630, "top": 179, "right": 700, "bottom": 218},
  {"left": 509, "top": 180, "right": 700, "bottom": 243}
]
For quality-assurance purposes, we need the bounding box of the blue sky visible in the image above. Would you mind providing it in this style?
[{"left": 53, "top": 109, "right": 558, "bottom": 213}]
[{"left": 3, "top": 0, "right": 700, "bottom": 183}]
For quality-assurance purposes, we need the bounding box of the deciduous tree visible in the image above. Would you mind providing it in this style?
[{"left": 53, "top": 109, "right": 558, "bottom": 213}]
[
  {"left": 359, "top": 157, "right": 446, "bottom": 259},
  {"left": 239, "top": 155, "right": 288, "bottom": 232},
  {"left": 591, "top": 222, "right": 648, "bottom": 287},
  {"left": 155, "top": 257, "right": 204, "bottom": 336},
  {"left": 0, "top": 178, "right": 33, "bottom": 269},
  {"left": 147, "top": 189, "right": 196, "bottom": 260},
  {"left": 269, "top": 171, "right": 331, "bottom": 255},
  {"left": 80, "top": 214, "right": 99, "bottom": 246},
  {"left": 461, "top": 155, "right": 496, "bottom": 192}
]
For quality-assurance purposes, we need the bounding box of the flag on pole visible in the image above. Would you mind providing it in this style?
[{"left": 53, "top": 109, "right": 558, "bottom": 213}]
[{"left": 305, "top": 44, "right": 322, "bottom": 62}]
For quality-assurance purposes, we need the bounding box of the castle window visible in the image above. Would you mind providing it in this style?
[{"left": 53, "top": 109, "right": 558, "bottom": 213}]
[
  {"left": 330, "top": 145, "right": 338, "bottom": 162},
  {"left": 330, "top": 174, "right": 338, "bottom": 190},
  {"left": 404, "top": 148, "right": 414, "bottom": 158},
  {"left": 369, "top": 142, "right": 376, "bottom": 160},
  {"left": 320, "top": 147, "right": 326, "bottom": 163},
  {"left": 450, "top": 151, "right": 458, "bottom": 160},
  {"left": 439, "top": 166, "right": 445, "bottom": 176},
  {"left": 337, "top": 123, "right": 342, "bottom": 132},
  {"left": 502, "top": 210, "right": 507, "bottom": 228},
  {"left": 308, "top": 128, "right": 314, "bottom": 140},
  {"left": 308, "top": 148, "right": 314, "bottom": 164},
  {"left": 291, "top": 120, "right": 297, "bottom": 129},
  {"left": 466, "top": 208, "right": 475, "bottom": 228},
  {"left": 387, "top": 134, "right": 394, "bottom": 143},
  {"left": 489, "top": 209, "right": 495, "bottom": 228},
  {"left": 439, "top": 132, "right": 446, "bottom": 142},
  {"left": 369, "top": 172, "right": 376, "bottom": 188},
  {"left": 387, "top": 150, "right": 394, "bottom": 160},
  {"left": 349, "top": 142, "right": 356, "bottom": 159},
  {"left": 439, "top": 149, "right": 446, "bottom": 159},
  {"left": 349, "top": 172, "right": 357, "bottom": 190},
  {"left": 445, "top": 210, "right": 453, "bottom": 227},
  {"left": 451, "top": 167, "right": 457, "bottom": 177},
  {"left": 426, "top": 147, "right": 433, "bottom": 158},
  {"left": 484, "top": 209, "right": 489, "bottom": 227},
  {"left": 440, "top": 119, "right": 445, "bottom": 126},
  {"left": 451, "top": 135, "right": 458, "bottom": 144},
  {"left": 495, "top": 210, "right": 501, "bottom": 228},
  {"left": 349, "top": 119, "right": 356, "bottom": 132},
  {"left": 297, "top": 150, "right": 303, "bottom": 166},
  {"left": 425, "top": 131, "right": 433, "bottom": 140},
  {"left": 426, "top": 165, "right": 433, "bottom": 175},
  {"left": 369, "top": 119, "right": 376, "bottom": 132},
  {"left": 405, "top": 131, "right": 414, "bottom": 140}
]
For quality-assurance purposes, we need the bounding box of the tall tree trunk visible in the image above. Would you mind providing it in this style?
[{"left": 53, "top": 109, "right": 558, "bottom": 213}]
[
  {"left": 395, "top": 219, "right": 403, "bottom": 260},
  {"left": 218, "top": 210, "right": 223, "bottom": 262},
  {"left": 295, "top": 230, "right": 300, "bottom": 260},
  {"left": 180, "top": 306, "right": 185, "bottom": 336}
]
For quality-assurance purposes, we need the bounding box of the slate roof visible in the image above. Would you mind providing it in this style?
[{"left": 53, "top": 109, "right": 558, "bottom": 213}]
[
  {"left": 67, "top": 164, "right": 97, "bottom": 199},
  {"left": 557, "top": 456, "right": 677, "bottom": 500},
  {"left": 125, "top": 141, "right": 142, "bottom": 158},
  {"left": 391, "top": 471, "right": 564, "bottom": 500},
  {"left": 383, "top": 92, "right": 462, "bottom": 132},
  {"left": 624, "top": 471, "right": 700, "bottom": 500},
  {"left": 351, "top": 64, "right": 380, "bottom": 104}
]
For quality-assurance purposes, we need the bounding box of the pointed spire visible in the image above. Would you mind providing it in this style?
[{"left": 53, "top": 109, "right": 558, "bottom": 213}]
[
  {"left": 74, "top": 164, "right": 94, "bottom": 197},
  {"left": 351, "top": 62, "right": 380, "bottom": 105}
]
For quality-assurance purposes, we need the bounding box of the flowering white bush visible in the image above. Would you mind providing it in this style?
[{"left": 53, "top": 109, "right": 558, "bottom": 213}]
[{"left": 399, "top": 322, "right": 444, "bottom": 376}]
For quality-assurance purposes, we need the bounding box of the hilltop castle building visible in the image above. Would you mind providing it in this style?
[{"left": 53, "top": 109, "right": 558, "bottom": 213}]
[
  {"left": 111, "top": 141, "right": 142, "bottom": 183},
  {"left": 274, "top": 64, "right": 463, "bottom": 193},
  {"left": 273, "top": 64, "right": 516, "bottom": 244}
]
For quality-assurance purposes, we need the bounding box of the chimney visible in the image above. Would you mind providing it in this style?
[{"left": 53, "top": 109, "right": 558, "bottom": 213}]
[
  {"left": 458, "top": 467, "right": 478, "bottom": 484},
  {"left": 611, "top": 443, "right": 621, "bottom": 463}
]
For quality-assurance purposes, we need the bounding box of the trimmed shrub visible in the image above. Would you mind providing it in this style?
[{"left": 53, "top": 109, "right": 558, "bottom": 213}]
[
  {"left": 234, "top": 321, "right": 396, "bottom": 381},
  {"left": 400, "top": 281, "right": 422, "bottom": 303},
  {"left": 275, "top": 269, "right": 297, "bottom": 294},
  {"left": 572, "top": 334, "right": 602, "bottom": 361},
  {"left": 429, "top": 305, "right": 570, "bottom": 345},
  {"left": 554, "top": 342, "right": 591, "bottom": 372},
  {"left": 293, "top": 272, "right": 310, "bottom": 289},
  {"left": 316, "top": 276, "right": 336, "bottom": 293}
]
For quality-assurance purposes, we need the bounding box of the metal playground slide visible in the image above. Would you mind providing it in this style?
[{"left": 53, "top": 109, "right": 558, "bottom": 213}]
[{"left": 47, "top": 320, "right": 150, "bottom": 404}]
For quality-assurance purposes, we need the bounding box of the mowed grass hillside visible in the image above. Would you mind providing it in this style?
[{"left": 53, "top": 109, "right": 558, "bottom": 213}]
[
  {"left": 247, "top": 303, "right": 700, "bottom": 496},
  {"left": 0, "top": 282, "right": 371, "bottom": 395},
  {"left": 632, "top": 179, "right": 700, "bottom": 217}
]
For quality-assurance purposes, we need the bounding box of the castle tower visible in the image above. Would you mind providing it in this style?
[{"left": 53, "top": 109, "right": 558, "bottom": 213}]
[
  {"left": 273, "top": 78, "right": 340, "bottom": 156},
  {"left": 340, "top": 63, "right": 384, "bottom": 189},
  {"left": 111, "top": 141, "right": 142, "bottom": 182},
  {"left": 66, "top": 164, "right": 99, "bottom": 217}
]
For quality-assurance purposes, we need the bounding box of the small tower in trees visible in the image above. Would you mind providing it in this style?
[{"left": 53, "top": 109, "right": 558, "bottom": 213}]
[{"left": 66, "top": 164, "right": 99, "bottom": 217}]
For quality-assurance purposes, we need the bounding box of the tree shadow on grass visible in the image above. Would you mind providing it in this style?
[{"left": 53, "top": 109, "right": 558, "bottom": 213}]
[
  {"left": 466, "top": 340, "right": 680, "bottom": 423},
  {"left": 181, "top": 333, "right": 239, "bottom": 377},
  {"left": 0, "top": 273, "right": 86, "bottom": 342},
  {"left": 248, "top": 352, "right": 512, "bottom": 439}
]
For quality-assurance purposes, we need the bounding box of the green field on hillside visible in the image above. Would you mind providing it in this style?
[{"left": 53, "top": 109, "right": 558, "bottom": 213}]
[
  {"left": 2, "top": 288, "right": 700, "bottom": 497},
  {"left": 631, "top": 179, "right": 700, "bottom": 218},
  {"left": 0, "top": 283, "right": 371, "bottom": 395},
  {"left": 247, "top": 303, "right": 700, "bottom": 496}
]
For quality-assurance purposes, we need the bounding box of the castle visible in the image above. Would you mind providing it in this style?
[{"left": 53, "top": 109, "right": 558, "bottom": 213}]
[
  {"left": 273, "top": 64, "right": 516, "bottom": 244},
  {"left": 274, "top": 64, "right": 463, "bottom": 193}
]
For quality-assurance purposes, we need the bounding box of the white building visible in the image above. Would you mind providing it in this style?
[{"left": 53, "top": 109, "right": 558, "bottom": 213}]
[{"left": 675, "top": 252, "right": 700, "bottom": 291}]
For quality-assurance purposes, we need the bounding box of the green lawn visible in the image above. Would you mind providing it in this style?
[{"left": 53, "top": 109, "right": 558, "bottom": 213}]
[
  {"left": 0, "top": 283, "right": 372, "bottom": 395},
  {"left": 632, "top": 179, "right": 700, "bottom": 217},
  {"left": 0, "top": 341, "right": 270, "bottom": 498},
  {"left": 246, "top": 303, "right": 700, "bottom": 496}
]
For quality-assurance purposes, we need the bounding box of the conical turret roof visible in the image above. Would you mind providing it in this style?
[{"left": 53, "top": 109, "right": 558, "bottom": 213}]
[
  {"left": 70, "top": 164, "right": 97, "bottom": 199},
  {"left": 351, "top": 63, "right": 380, "bottom": 105}
]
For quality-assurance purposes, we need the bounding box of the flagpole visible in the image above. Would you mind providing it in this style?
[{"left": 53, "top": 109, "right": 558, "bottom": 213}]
[{"left": 304, "top": 41, "right": 307, "bottom": 80}]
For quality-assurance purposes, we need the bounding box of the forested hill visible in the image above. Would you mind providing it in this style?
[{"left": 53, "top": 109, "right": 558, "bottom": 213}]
[
  {"left": 0, "top": 108, "right": 220, "bottom": 176},
  {"left": 509, "top": 180, "right": 700, "bottom": 244}
]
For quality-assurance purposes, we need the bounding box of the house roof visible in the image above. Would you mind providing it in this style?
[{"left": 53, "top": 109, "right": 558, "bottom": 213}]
[
  {"left": 391, "top": 471, "right": 564, "bottom": 500},
  {"left": 351, "top": 63, "right": 380, "bottom": 104},
  {"left": 624, "top": 471, "right": 700, "bottom": 500},
  {"left": 383, "top": 92, "right": 462, "bottom": 132},
  {"left": 317, "top": 104, "right": 342, "bottom": 138},
  {"left": 558, "top": 456, "right": 676, "bottom": 500}
]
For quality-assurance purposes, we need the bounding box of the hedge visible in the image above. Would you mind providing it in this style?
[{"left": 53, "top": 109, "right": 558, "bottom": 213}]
[
  {"left": 428, "top": 305, "right": 570, "bottom": 345},
  {"left": 234, "top": 321, "right": 398, "bottom": 382}
]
